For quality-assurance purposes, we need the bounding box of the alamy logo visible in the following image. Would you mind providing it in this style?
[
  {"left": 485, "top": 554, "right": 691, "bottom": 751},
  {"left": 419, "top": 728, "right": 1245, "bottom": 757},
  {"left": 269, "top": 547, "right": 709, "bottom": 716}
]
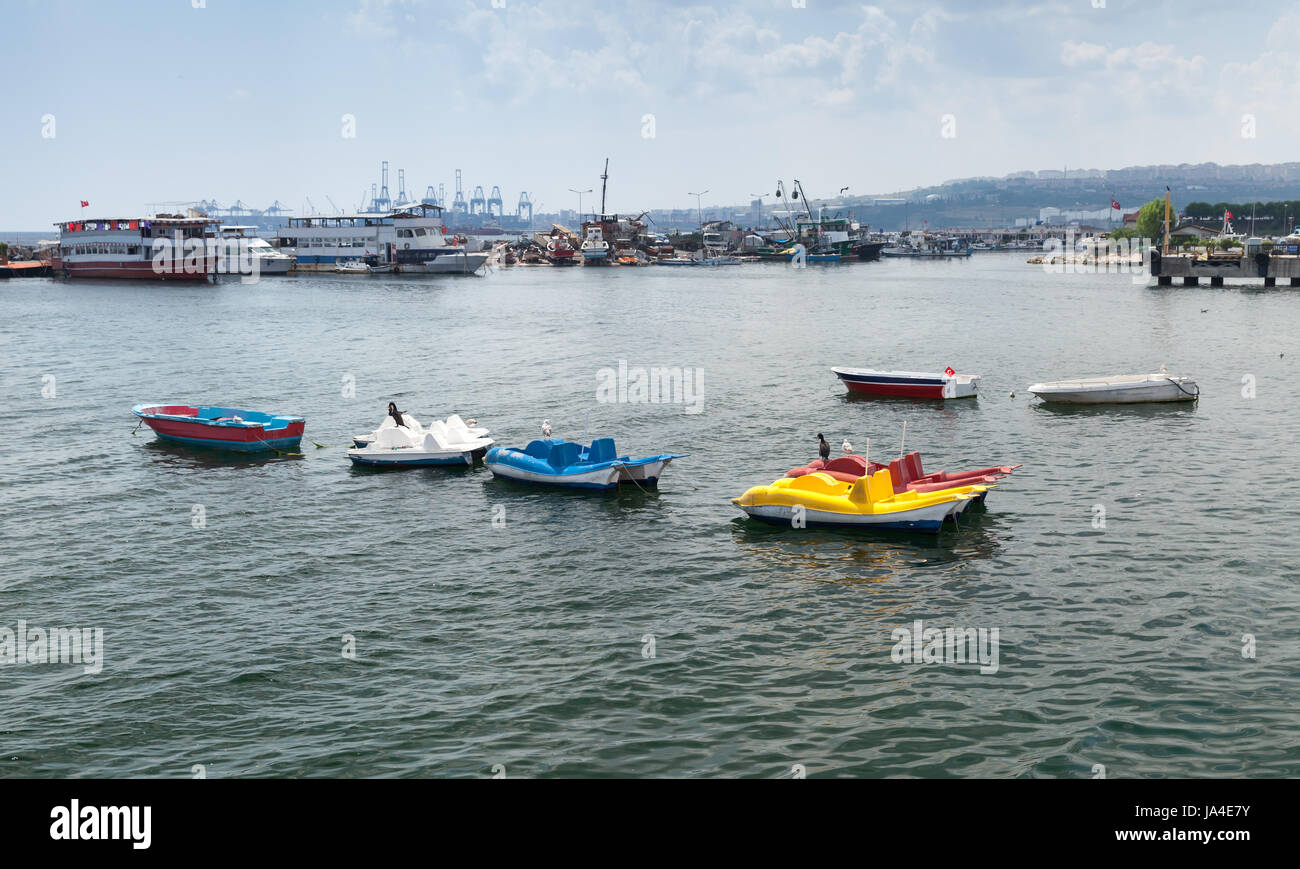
[
  {"left": 596, "top": 360, "right": 704, "bottom": 414},
  {"left": 50, "top": 800, "right": 150, "bottom": 849},
  {"left": 0, "top": 621, "right": 103, "bottom": 674},
  {"left": 890, "top": 619, "right": 1000, "bottom": 674}
]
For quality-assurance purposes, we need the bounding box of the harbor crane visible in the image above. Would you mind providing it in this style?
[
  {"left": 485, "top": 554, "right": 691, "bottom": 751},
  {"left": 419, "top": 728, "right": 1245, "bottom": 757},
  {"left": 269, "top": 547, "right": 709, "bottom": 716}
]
[
  {"left": 396, "top": 168, "right": 409, "bottom": 207},
  {"left": 470, "top": 185, "right": 487, "bottom": 215},
  {"left": 516, "top": 191, "right": 533, "bottom": 222},
  {"left": 452, "top": 170, "right": 467, "bottom": 217},
  {"left": 488, "top": 186, "right": 503, "bottom": 219}
]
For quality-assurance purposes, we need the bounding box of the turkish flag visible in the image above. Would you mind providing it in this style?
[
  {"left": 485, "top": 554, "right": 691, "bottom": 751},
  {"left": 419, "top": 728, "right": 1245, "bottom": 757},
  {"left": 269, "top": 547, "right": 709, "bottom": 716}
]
[
  {"left": 944, "top": 366, "right": 956, "bottom": 376},
  {"left": 1225, "top": 210, "right": 1234, "bottom": 219},
  {"left": 1111, "top": 199, "right": 1121, "bottom": 210},
  {"left": 80, "top": 200, "right": 89, "bottom": 207}
]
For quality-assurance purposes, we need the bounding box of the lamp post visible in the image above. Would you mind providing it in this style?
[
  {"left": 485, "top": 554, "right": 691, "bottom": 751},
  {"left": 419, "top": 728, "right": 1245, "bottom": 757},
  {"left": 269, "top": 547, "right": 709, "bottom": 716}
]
[
  {"left": 688, "top": 190, "right": 709, "bottom": 228},
  {"left": 569, "top": 188, "right": 592, "bottom": 222}
]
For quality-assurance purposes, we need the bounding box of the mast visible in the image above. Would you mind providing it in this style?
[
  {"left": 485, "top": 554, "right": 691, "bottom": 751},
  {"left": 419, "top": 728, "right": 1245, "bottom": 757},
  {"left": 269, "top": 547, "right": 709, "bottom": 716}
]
[
  {"left": 599, "top": 158, "right": 609, "bottom": 216},
  {"left": 1162, "top": 186, "right": 1171, "bottom": 255}
]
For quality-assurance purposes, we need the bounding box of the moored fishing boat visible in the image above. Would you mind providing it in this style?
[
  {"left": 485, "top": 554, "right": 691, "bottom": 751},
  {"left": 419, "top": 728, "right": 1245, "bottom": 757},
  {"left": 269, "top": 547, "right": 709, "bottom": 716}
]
[
  {"left": 1028, "top": 370, "right": 1200, "bottom": 404},
  {"left": 580, "top": 226, "right": 610, "bottom": 262},
  {"left": 832, "top": 367, "right": 980, "bottom": 399},
  {"left": 132, "top": 403, "right": 305, "bottom": 451},
  {"left": 486, "top": 437, "right": 687, "bottom": 490}
]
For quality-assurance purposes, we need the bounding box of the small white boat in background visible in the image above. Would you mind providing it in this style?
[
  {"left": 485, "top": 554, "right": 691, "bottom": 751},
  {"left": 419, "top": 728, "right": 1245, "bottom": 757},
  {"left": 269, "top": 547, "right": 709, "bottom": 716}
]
[
  {"left": 1028, "top": 368, "right": 1199, "bottom": 404},
  {"left": 334, "top": 260, "right": 372, "bottom": 274}
]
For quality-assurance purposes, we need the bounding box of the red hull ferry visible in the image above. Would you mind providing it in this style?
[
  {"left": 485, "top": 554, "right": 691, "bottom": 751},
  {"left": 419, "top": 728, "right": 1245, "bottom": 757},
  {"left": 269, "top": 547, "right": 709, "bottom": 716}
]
[{"left": 54, "top": 215, "right": 218, "bottom": 280}]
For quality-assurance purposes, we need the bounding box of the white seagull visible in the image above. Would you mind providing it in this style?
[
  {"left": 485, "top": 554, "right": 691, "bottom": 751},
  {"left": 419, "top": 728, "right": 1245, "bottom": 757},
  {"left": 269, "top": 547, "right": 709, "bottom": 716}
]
[
  {"left": 842, "top": 439, "right": 854, "bottom": 454},
  {"left": 541, "top": 419, "right": 552, "bottom": 437}
]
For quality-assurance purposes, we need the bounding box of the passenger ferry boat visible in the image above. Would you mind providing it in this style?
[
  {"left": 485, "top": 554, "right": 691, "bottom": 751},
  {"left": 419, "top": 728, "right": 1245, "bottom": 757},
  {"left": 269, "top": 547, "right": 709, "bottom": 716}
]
[
  {"left": 275, "top": 204, "right": 486, "bottom": 274},
  {"left": 275, "top": 212, "right": 391, "bottom": 272},
  {"left": 53, "top": 215, "right": 218, "bottom": 280}
]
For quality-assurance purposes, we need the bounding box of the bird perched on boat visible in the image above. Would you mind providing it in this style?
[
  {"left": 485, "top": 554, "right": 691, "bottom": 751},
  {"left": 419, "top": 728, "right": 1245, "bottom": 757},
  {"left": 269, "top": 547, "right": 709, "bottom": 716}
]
[
  {"left": 466, "top": 418, "right": 478, "bottom": 426},
  {"left": 541, "top": 419, "right": 552, "bottom": 437},
  {"left": 387, "top": 402, "right": 405, "bottom": 428},
  {"left": 817, "top": 433, "right": 830, "bottom": 462},
  {"left": 842, "top": 439, "right": 854, "bottom": 454}
]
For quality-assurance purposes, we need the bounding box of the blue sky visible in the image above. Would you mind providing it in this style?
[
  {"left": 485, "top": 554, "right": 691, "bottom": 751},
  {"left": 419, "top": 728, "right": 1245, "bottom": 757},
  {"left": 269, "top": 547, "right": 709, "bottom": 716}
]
[{"left": 4, "top": 0, "right": 1299, "bottom": 227}]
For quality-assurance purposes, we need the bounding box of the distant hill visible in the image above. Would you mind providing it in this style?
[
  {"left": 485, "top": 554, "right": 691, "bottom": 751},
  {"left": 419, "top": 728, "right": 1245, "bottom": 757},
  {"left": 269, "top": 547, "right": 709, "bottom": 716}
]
[{"left": 831, "top": 162, "right": 1300, "bottom": 231}]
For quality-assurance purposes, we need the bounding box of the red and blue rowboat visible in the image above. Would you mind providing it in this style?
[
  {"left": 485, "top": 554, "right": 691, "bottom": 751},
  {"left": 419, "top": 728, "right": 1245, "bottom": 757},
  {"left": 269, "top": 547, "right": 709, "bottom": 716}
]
[
  {"left": 132, "top": 404, "right": 305, "bottom": 451},
  {"left": 832, "top": 367, "right": 981, "bottom": 399}
]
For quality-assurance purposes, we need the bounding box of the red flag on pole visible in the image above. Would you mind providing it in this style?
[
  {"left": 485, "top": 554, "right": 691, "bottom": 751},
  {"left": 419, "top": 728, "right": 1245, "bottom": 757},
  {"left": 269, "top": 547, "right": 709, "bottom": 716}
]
[
  {"left": 1225, "top": 210, "right": 1234, "bottom": 220},
  {"left": 1110, "top": 199, "right": 1121, "bottom": 210},
  {"left": 80, "top": 200, "right": 89, "bottom": 207}
]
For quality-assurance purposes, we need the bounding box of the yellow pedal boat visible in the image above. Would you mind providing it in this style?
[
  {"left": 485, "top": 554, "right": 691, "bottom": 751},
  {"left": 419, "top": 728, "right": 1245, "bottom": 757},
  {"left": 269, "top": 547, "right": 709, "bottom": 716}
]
[{"left": 732, "top": 468, "right": 988, "bottom": 533}]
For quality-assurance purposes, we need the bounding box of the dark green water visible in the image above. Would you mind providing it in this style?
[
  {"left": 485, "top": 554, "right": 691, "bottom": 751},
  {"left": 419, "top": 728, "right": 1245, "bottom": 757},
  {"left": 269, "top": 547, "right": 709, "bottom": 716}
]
[{"left": 2, "top": 254, "right": 1297, "bottom": 778}]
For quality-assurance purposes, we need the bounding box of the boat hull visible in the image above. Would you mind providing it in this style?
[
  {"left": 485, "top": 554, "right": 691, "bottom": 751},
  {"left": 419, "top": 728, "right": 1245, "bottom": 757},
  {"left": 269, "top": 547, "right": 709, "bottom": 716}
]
[
  {"left": 404, "top": 252, "right": 489, "bottom": 274},
  {"left": 347, "top": 449, "right": 473, "bottom": 467},
  {"left": 62, "top": 257, "right": 217, "bottom": 280},
  {"left": 486, "top": 462, "right": 623, "bottom": 490},
  {"left": 615, "top": 458, "right": 676, "bottom": 486},
  {"left": 139, "top": 417, "right": 304, "bottom": 451},
  {"left": 833, "top": 367, "right": 980, "bottom": 399},
  {"left": 1029, "top": 376, "right": 1199, "bottom": 404},
  {"left": 734, "top": 500, "right": 959, "bottom": 533}
]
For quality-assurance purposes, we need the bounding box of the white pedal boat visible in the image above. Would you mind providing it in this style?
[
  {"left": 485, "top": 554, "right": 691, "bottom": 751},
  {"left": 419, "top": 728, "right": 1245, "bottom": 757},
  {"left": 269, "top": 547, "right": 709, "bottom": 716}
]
[
  {"left": 352, "top": 413, "right": 488, "bottom": 448},
  {"left": 1028, "top": 371, "right": 1200, "bottom": 404},
  {"left": 347, "top": 420, "right": 493, "bottom": 467}
]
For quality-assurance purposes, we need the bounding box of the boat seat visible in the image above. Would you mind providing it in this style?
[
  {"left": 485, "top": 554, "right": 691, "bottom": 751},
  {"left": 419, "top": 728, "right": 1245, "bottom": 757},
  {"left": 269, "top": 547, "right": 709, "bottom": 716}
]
[
  {"left": 825, "top": 455, "right": 866, "bottom": 476},
  {"left": 548, "top": 441, "right": 582, "bottom": 469},
  {"left": 867, "top": 469, "right": 895, "bottom": 503},
  {"left": 376, "top": 427, "right": 413, "bottom": 449},
  {"left": 587, "top": 437, "right": 617, "bottom": 464},
  {"left": 905, "top": 452, "right": 924, "bottom": 480},
  {"left": 786, "top": 473, "right": 845, "bottom": 494},
  {"left": 524, "top": 440, "right": 552, "bottom": 459}
]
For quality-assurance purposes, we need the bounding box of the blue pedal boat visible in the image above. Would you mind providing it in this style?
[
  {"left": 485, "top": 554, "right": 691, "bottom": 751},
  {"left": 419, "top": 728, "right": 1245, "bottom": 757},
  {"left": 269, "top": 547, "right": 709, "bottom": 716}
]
[{"left": 485, "top": 437, "right": 687, "bottom": 490}]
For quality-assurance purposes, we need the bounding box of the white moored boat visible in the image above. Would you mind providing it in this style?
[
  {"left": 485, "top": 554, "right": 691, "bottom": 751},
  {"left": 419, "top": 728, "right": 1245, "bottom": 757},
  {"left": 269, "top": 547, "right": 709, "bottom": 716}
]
[
  {"left": 352, "top": 412, "right": 489, "bottom": 448},
  {"left": 347, "top": 415, "right": 492, "bottom": 467},
  {"left": 1028, "top": 369, "right": 1200, "bottom": 404},
  {"left": 217, "top": 225, "right": 293, "bottom": 275}
]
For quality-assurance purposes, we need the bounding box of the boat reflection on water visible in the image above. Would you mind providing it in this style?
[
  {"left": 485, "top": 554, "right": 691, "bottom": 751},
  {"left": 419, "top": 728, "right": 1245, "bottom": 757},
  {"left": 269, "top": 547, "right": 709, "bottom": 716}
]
[
  {"left": 140, "top": 438, "right": 305, "bottom": 470},
  {"left": 729, "top": 511, "right": 1007, "bottom": 588},
  {"left": 1030, "top": 400, "right": 1200, "bottom": 420}
]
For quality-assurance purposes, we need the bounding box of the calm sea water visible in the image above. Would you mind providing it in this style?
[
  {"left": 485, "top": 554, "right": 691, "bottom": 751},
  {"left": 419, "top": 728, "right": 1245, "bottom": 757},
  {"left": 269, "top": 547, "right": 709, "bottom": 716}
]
[{"left": 2, "top": 254, "right": 1297, "bottom": 778}]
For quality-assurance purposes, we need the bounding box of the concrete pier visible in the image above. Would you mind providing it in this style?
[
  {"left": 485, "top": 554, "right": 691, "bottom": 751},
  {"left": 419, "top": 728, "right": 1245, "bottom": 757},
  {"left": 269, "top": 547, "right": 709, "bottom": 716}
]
[{"left": 1151, "top": 251, "right": 1300, "bottom": 286}]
